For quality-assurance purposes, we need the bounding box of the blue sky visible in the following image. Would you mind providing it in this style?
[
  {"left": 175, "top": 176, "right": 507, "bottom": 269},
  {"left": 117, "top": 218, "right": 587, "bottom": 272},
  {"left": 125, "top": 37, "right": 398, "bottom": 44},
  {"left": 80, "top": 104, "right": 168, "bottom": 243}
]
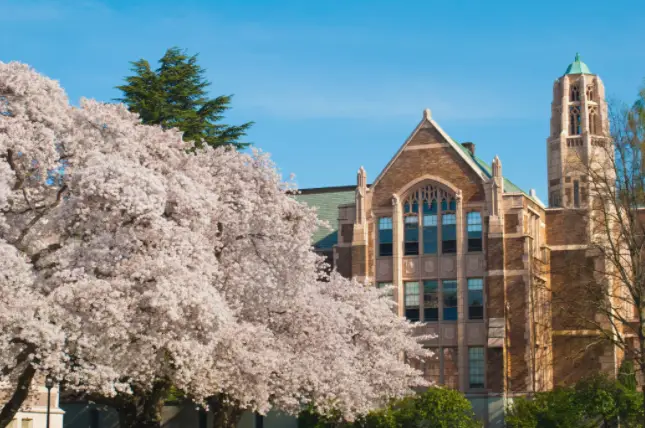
[{"left": 2, "top": 0, "right": 645, "bottom": 200}]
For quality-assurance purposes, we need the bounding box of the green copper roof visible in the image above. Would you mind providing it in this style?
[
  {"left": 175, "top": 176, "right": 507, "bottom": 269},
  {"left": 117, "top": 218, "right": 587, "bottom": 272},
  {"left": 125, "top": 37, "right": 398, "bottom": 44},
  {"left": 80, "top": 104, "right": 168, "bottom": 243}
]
[
  {"left": 294, "top": 186, "right": 356, "bottom": 250},
  {"left": 564, "top": 53, "right": 592, "bottom": 75},
  {"left": 455, "top": 141, "right": 539, "bottom": 203}
]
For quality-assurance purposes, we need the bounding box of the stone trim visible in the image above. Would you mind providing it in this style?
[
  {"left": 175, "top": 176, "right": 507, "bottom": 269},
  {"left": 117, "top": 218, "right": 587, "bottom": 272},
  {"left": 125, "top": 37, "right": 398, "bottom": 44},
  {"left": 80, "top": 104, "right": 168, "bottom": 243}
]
[
  {"left": 488, "top": 270, "right": 527, "bottom": 277},
  {"left": 403, "top": 143, "right": 449, "bottom": 150},
  {"left": 394, "top": 174, "right": 461, "bottom": 199},
  {"left": 549, "top": 244, "right": 589, "bottom": 251},
  {"left": 370, "top": 109, "right": 488, "bottom": 190},
  {"left": 552, "top": 329, "right": 601, "bottom": 336}
]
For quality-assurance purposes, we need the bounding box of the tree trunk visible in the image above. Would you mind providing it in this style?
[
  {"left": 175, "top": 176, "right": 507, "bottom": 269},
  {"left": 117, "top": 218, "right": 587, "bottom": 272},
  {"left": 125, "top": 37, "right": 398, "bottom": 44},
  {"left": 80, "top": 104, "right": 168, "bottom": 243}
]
[
  {"left": 210, "top": 396, "right": 243, "bottom": 428},
  {"left": 0, "top": 364, "right": 36, "bottom": 428},
  {"left": 116, "top": 380, "right": 170, "bottom": 428}
]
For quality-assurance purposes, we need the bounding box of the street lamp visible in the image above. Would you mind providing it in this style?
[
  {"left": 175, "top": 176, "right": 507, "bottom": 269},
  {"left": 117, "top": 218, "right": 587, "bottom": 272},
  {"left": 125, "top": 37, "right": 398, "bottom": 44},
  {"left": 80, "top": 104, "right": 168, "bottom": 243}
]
[{"left": 44, "top": 376, "right": 54, "bottom": 428}]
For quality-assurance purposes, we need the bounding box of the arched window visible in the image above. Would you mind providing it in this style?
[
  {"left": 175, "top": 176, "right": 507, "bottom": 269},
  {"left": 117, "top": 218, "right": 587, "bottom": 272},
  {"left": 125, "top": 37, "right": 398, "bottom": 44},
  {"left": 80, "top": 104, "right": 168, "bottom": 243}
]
[
  {"left": 586, "top": 84, "right": 595, "bottom": 101},
  {"left": 588, "top": 105, "right": 599, "bottom": 135},
  {"left": 570, "top": 84, "right": 580, "bottom": 102},
  {"left": 569, "top": 106, "right": 581, "bottom": 135},
  {"left": 400, "top": 183, "right": 458, "bottom": 256}
]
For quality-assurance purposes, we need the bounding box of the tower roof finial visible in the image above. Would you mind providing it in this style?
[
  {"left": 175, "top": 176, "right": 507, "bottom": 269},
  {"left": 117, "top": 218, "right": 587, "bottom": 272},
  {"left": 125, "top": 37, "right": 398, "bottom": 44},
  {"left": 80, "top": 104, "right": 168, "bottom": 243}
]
[{"left": 564, "top": 52, "right": 591, "bottom": 75}]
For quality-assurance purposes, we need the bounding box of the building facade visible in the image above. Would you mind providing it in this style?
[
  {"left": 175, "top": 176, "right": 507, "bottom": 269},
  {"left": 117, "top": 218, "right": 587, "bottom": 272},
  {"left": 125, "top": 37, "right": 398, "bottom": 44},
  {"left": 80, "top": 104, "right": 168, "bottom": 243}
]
[
  {"left": 297, "top": 54, "right": 619, "bottom": 427},
  {"left": 8, "top": 54, "right": 619, "bottom": 428}
]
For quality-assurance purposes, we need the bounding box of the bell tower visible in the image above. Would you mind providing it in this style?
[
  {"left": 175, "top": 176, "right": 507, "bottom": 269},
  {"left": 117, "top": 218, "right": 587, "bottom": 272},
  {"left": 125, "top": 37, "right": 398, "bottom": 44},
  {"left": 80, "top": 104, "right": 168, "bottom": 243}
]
[{"left": 546, "top": 53, "right": 610, "bottom": 208}]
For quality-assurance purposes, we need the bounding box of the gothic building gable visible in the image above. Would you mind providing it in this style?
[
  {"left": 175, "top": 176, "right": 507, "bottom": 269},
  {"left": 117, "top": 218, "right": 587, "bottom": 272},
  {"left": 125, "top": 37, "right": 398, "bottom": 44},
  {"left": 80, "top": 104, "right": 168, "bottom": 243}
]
[{"left": 370, "top": 109, "right": 488, "bottom": 209}]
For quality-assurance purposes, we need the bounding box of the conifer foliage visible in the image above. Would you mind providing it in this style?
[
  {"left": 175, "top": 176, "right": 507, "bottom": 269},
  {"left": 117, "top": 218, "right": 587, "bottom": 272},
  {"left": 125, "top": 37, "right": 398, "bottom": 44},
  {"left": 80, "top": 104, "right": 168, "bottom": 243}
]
[{"left": 116, "top": 47, "right": 252, "bottom": 150}]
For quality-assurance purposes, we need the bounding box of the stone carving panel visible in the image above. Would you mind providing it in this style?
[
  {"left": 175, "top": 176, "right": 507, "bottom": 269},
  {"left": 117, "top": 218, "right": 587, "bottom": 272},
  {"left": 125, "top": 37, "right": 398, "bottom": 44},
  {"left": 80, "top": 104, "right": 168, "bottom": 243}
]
[
  {"left": 440, "top": 256, "right": 456, "bottom": 277},
  {"left": 375, "top": 259, "right": 393, "bottom": 282},
  {"left": 418, "top": 324, "right": 440, "bottom": 344},
  {"left": 442, "top": 324, "right": 458, "bottom": 346},
  {"left": 403, "top": 258, "right": 417, "bottom": 277},
  {"left": 465, "top": 254, "right": 485, "bottom": 276},
  {"left": 466, "top": 323, "right": 486, "bottom": 346},
  {"left": 422, "top": 257, "right": 437, "bottom": 276}
]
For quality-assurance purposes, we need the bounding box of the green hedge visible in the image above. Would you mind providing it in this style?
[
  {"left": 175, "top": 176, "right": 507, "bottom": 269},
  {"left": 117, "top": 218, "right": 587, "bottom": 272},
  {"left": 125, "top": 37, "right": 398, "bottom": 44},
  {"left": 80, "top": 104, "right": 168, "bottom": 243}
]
[{"left": 299, "top": 388, "right": 482, "bottom": 428}]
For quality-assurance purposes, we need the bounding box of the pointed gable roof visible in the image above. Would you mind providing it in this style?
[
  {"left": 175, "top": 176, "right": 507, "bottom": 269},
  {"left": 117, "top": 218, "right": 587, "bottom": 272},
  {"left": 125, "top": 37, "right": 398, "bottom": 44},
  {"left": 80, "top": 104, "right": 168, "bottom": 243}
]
[
  {"left": 370, "top": 108, "right": 544, "bottom": 206},
  {"left": 370, "top": 109, "right": 488, "bottom": 190}
]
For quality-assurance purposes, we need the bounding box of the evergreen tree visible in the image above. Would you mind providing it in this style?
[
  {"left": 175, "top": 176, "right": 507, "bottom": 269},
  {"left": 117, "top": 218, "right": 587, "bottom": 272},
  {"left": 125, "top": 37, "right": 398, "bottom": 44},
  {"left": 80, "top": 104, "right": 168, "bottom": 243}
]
[{"left": 116, "top": 47, "right": 252, "bottom": 150}]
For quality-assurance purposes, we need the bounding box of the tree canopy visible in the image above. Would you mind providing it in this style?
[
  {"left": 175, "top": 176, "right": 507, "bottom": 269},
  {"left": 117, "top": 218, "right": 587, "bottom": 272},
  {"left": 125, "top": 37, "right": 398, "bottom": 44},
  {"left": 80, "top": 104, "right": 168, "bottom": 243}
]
[
  {"left": 115, "top": 47, "right": 253, "bottom": 150},
  {"left": 0, "top": 61, "right": 430, "bottom": 428}
]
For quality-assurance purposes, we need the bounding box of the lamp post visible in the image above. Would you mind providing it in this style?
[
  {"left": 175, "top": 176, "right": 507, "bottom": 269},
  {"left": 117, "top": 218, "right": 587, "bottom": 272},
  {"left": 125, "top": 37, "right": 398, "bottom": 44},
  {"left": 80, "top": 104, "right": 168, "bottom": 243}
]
[{"left": 44, "top": 376, "right": 54, "bottom": 428}]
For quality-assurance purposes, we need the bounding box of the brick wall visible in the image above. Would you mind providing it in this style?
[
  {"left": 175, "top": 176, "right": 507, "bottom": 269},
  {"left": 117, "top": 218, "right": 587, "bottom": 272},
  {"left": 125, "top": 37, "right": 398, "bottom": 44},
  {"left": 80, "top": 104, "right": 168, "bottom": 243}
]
[
  {"left": 546, "top": 209, "right": 588, "bottom": 246},
  {"left": 371, "top": 123, "right": 484, "bottom": 208}
]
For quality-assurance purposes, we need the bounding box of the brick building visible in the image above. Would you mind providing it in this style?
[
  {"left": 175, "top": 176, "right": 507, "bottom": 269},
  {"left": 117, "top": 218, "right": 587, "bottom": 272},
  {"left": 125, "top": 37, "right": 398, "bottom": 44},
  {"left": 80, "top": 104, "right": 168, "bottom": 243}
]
[{"left": 296, "top": 54, "right": 619, "bottom": 427}]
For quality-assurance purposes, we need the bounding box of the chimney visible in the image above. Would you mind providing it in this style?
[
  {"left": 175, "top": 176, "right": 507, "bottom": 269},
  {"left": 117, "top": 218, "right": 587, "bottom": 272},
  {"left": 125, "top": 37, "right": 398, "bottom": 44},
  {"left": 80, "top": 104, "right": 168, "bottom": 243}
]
[{"left": 462, "top": 142, "right": 475, "bottom": 157}]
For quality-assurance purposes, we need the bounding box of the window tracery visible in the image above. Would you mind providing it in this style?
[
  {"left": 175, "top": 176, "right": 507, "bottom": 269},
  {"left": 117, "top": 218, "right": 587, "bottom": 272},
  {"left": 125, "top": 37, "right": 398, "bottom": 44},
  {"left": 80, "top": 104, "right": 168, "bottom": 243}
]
[
  {"left": 585, "top": 84, "right": 595, "bottom": 101},
  {"left": 570, "top": 84, "right": 581, "bottom": 102},
  {"left": 569, "top": 106, "right": 581, "bottom": 135},
  {"left": 588, "top": 105, "right": 599, "bottom": 135}
]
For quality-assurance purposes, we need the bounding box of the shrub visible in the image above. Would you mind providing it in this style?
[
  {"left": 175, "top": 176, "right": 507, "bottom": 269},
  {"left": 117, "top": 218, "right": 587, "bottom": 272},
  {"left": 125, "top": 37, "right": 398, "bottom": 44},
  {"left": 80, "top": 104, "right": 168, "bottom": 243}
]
[{"left": 299, "top": 388, "right": 482, "bottom": 428}]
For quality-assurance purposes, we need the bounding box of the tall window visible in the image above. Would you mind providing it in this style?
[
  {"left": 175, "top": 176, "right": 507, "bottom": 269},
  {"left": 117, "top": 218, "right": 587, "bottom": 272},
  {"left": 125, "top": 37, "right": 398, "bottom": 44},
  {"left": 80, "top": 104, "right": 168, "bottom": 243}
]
[
  {"left": 570, "top": 84, "right": 580, "bottom": 102},
  {"left": 404, "top": 202, "right": 419, "bottom": 255},
  {"left": 468, "top": 347, "right": 485, "bottom": 389},
  {"left": 421, "top": 348, "right": 441, "bottom": 385},
  {"left": 467, "top": 212, "right": 482, "bottom": 252},
  {"left": 90, "top": 410, "right": 100, "bottom": 428},
  {"left": 550, "top": 191, "right": 561, "bottom": 208},
  {"left": 589, "top": 105, "right": 598, "bottom": 135},
  {"left": 404, "top": 281, "right": 420, "bottom": 321},
  {"left": 377, "top": 282, "right": 394, "bottom": 297},
  {"left": 423, "top": 280, "right": 439, "bottom": 322},
  {"left": 585, "top": 84, "right": 594, "bottom": 101},
  {"left": 573, "top": 180, "right": 580, "bottom": 207},
  {"left": 443, "top": 348, "right": 459, "bottom": 389},
  {"left": 443, "top": 280, "right": 458, "bottom": 321},
  {"left": 423, "top": 200, "right": 438, "bottom": 254},
  {"left": 569, "top": 106, "right": 581, "bottom": 135},
  {"left": 441, "top": 198, "right": 457, "bottom": 254},
  {"left": 378, "top": 217, "right": 393, "bottom": 256},
  {"left": 468, "top": 278, "right": 484, "bottom": 320},
  {"left": 401, "top": 185, "right": 458, "bottom": 256}
]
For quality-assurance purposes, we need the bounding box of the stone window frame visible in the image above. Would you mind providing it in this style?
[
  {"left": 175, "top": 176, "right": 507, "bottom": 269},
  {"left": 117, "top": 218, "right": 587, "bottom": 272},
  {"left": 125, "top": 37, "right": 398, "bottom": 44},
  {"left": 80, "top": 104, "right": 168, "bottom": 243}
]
[
  {"left": 468, "top": 346, "right": 486, "bottom": 390},
  {"left": 466, "top": 211, "right": 483, "bottom": 252},
  {"left": 400, "top": 278, "right": 465, "bottom": 323},
  {"left": 400, "top": 182, "right": 457, "bottom": 257},
  {"left": 410, "top": 346, "right": 459, "bottom": 389},
  {"left": 570, "top": 83, "right": 581, "bottom": 102},
  {"left": 573, "top": 180, "right": 580, "bottom": 208},
  {"left": 403, "top": 280, "right": 421, "bottom": 321},
  {"left": 467, "top": 278, "right": 484, "bottom": 320},
  {"left": 569, "top": 106, "right": 582, "bottom": 135},
  {"left": 585, "top": 83, "right": 595, "bottom": 102},
  {"left": 377, "top": 216, "right": 393, "bottom": 257},
  {"left": 588, "top": 104, "right": 600, "bottom": 135}
]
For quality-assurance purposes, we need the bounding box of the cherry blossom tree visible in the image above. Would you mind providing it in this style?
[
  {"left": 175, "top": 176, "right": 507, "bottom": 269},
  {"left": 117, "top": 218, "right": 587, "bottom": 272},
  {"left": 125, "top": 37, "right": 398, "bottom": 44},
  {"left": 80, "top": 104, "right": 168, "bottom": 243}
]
[{"left": 0, "top": 61, "right": 431, "bottom": 428}]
